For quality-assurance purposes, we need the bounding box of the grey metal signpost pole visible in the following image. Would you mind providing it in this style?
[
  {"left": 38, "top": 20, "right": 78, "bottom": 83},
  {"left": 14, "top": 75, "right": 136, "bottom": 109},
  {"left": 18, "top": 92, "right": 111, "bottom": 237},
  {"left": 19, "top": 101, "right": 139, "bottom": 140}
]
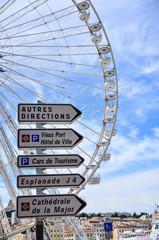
[
  {"left": 36, "top": 101, "right": 45, "bottom": 240},
  {"left": 36, "top": 143, "right": 44, "bottom": 240}
]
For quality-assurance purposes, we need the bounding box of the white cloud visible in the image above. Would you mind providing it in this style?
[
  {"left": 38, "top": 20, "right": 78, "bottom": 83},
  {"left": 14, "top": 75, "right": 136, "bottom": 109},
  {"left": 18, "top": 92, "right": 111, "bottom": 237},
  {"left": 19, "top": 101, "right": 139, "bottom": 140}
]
[
  {"left": 105, "top": 131, "right": 159, "bottom": 173},
  {"left": 142, "top": 61, "right": 159, "bottom": 74},
  {"left": 152, "top": 128, "right": 159, "bottom": 138},
  {"left": 83, "top": 168, "right": 159, "bottom": 214},
  {"left": 83, "top": 169, "right": 159, "bottom": 213},
  {"left": 80, "top": 129, "right": 159, "bottom": 214}
]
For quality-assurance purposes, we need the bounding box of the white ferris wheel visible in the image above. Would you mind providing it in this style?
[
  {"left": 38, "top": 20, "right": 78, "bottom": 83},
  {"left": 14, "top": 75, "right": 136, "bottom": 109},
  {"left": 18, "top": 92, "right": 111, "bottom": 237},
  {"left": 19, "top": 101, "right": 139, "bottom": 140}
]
[{"left": 0, "top": 0, "right": 118, "bottom": 239}]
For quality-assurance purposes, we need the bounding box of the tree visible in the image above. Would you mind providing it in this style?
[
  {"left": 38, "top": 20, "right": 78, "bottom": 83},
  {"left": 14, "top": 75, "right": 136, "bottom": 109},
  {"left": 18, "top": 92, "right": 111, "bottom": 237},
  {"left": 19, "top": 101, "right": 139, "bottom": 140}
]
[
  {"left": 133, "top": 212, "right": 138, "bottom": 218},
  {"left": 97, "top": 213, "right": 102, "bottom": 217},
  {"left": 139, "top": 212, "right": 148, "bottom": 217},
  {"left": 111, "top": 212, "right": 118, "bottom": 217}
]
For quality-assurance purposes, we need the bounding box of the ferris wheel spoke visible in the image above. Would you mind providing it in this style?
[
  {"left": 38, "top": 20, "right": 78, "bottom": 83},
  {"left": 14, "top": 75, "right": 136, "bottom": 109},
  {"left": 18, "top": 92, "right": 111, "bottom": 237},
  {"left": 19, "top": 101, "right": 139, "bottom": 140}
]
[
  {"left": 2, "top": 58, "right": 102, "bottom": 78},
  {"left": 1, "top": 72, "right": 53, "bottom": 104},
  {"left": 0, "top": 49, "right": 102, "bottom": 71},
  {"left": 0, "top": 91, "right": 18, "bottom": 111},
  {"left": 1, "top": 78, "right": 104, "bottom": 125},
  {"left": 2, "top": 61, "right": 104, "bottom": 99},
  {"left": 0, "top": 81, "right": 29, "bottom": 103},
  {"left": 4, "top": 31, "right": 90, "bottom": 47},
  {"left": 0, "top": 5, "right": 77, "bottom": 38},
  {"left": 0, "top": 63, "right": 105, "bottom": 114},
  {"left": 0, "top": 0, "right": 49, "bottom": 28},
  {"left": 0, "top": 30, "right": 90, "bottom": 49},
  {"left": 1, "top": 58, "right": 104, "bottom": 92},
  {"left": 1, "top": 24, "right": 87, "bottom": 40},
  {"left": 1, "top": 45, "right": 102, "bottom": 59},
  {"left": 1, "top": 60, "right": 105, "bottom": 94},
  {"left": 1, "top": 62, "right": 104, "bottom": 99},
  {"left": 0, "top": 0, "right": 15, "bottom": 15}
]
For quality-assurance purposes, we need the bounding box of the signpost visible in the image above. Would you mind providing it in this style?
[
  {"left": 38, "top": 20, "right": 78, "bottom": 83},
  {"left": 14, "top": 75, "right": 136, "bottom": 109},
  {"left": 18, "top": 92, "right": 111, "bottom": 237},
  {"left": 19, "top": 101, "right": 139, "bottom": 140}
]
[
  {"left": 18, "top": 104, "right": 81, "bottom": 124},
  {"left": 104, "top": 222, "right": 113, "bottom": 239},
  {"left": 18, "top": 129, "right": 83, "bottom": 149},
  {"left": 17, "top": 154, "right": 84, "bottom": 168},
  {"left": 17, "top": 194, "right": 86, "bottom": 218},
  {"left": 17, "top": 174, "right": 85, "bottom": 188},
  {"left": 16, "top": 102, "right": 86, "bottom": 240}
]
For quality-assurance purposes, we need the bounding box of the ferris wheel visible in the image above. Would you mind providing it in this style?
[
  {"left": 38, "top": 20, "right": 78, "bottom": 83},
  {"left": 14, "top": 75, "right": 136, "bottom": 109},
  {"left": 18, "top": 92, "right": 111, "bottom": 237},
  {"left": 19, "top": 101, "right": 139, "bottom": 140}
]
[{"left": 0, "top": 0, "right": 118, "bottom": 238}]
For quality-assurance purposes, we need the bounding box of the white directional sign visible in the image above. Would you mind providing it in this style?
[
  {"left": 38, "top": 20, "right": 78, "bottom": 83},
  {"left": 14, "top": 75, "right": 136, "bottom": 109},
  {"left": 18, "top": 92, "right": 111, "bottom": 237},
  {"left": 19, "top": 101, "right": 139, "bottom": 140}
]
[
  {"left": 18, "top": 104, "right": 82, "bottom": 124},
  {"left": 18, "top": 129, "right": 83, "bottom": 149},
  {"left": 17, "top": 194, "right": 86, "bottom": 218},
  {"left": 17, "top": 154, "right": 84, "bottom": 168},
  {"left": 17, "top": 174, "right": 85, "bottom": 188}
]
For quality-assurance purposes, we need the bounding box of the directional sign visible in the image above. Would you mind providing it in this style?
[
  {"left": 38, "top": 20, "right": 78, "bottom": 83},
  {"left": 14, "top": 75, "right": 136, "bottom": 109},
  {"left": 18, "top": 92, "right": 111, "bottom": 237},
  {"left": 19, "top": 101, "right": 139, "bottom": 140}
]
[
  {"left": 17, "top": 174, "right": 85, "bottom": 188},
  {"left": 104, "top": 222, "right": 113, "bottom": 231},
  {"left": 17, "top": 129, "right": 83, "bottom": 149},
  {"left": 17, "top": 154, "right": 84, "bottom": 168},
  {"left": 18, "top": 104, "right": 82, "bottom": 124},
  {"left": 17, "top": 194, "right": 86, "bottom": 218}
]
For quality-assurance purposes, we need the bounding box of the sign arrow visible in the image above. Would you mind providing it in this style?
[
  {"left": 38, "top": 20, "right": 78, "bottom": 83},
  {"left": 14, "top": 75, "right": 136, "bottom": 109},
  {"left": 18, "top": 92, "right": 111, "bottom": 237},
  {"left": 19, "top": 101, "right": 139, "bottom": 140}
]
[
  {"left": 17, "top": 194, "right": 86, "bottom": 218},
  {"left": 17, "top": 174, "right": 85, "bottom": 188},
  {"left": 17, "top": 128, "right": 83, "bottom": 149},
  {"left": 18, "top": 104, "right": 82, "bottom": 124},
  {"left": 17, "top": 154, "right": 84, "bottom": 168}
]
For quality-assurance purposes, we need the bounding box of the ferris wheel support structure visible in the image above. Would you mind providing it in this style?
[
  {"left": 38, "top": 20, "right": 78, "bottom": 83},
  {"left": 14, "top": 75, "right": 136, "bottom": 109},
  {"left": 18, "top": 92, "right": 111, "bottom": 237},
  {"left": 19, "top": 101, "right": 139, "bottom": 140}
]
[{"left": 0, "top": 0, "right": 118, "bottom": 239}]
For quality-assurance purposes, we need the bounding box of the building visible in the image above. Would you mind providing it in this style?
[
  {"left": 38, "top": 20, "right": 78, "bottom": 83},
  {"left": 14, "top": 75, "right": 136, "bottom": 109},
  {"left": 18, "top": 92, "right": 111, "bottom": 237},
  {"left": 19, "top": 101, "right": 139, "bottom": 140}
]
[
  {"left": 118, "top": 212, "right": 131, "bottom": 217},
  {"left": 88, "top": 219, "right": 113, "bottom": 240},
  {"left": 16, "top": 233, "right": 23, "bottom": 240},
  {"left": 65, "top": 226, "right": 75, "bottom": 240},
  {"left": 113, "top": 222, "right": 150, "bottom": 240},
  {"left": 83, "top": 226, "right": 93, "bottom": 240},
  {"left": 104, "top": 212, "right": 113, "bottom": 218},
  {"left": 47, "top": 221, "right": 64, "bottom": 239}
]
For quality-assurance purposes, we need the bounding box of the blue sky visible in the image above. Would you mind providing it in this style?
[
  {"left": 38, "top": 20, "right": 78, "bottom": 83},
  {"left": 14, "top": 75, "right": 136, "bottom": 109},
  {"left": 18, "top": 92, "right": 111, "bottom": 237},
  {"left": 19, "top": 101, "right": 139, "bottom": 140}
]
[
  {"left": 82, "top": 0, "right": 159, "bottom": 214},
  {"left": 0, "top": 0, "right": 159, "bottom": 216}
]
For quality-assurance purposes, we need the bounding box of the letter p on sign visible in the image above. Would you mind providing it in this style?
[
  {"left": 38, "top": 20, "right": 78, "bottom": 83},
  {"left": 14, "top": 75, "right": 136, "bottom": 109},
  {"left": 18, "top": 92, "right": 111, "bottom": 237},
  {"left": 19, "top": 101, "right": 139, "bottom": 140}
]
[
  {"left": 21, "top": 157, "right": 29, "bottom": 166},
  {"left": 32, "top": 135, "right": 39, "bottom": 142}
]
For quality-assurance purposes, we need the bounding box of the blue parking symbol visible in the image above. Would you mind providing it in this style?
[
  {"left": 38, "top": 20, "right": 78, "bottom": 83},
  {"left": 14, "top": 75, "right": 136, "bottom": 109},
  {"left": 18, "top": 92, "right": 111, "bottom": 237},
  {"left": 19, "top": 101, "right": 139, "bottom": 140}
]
[
  {"left": 32, "top": 135, "right": 39, "bottom": 142},
  {"left": 21, "top": 158, "right": 29, "bottom": 166},
  {"left": 104, "top": 222, "right": 113, "bottom": 231}
]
